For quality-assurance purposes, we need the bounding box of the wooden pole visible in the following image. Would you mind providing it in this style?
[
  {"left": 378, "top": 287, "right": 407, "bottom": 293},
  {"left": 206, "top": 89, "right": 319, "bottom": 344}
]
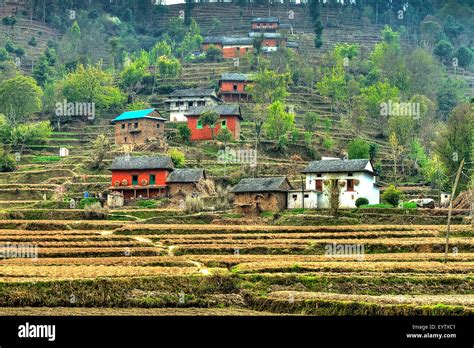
[{"left": 444, "top": 158, "right": 464, "bottom": 263}]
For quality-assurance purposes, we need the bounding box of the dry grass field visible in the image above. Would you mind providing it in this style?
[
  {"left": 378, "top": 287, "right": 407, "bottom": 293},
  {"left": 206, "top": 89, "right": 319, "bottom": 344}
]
[{"left": 0, "top": 222, "right": 473, "bottom": 315}]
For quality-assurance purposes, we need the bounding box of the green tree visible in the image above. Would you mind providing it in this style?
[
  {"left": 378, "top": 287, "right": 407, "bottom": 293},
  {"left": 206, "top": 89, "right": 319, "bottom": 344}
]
[
  {"left": 434, "top": 40, "right": 454, "bottom": 62},
  {"left": 455, "top": 45, "right": 472, "bottom": 68},
  {"left": 120, "top": 51, "right": 150, "bottom": 99},
  {"left": 200, "top": 110, "right": 220, "bottom": 139},
  {"left": 348, "top": 138, "right": 370, "bottom": 159},
  {"left": 436, "top": 77, "right": 468, "bottom": 121},
  {"left": 0, "top": 75, "right": 43, "bottom": 125},
  {"left": 9, "top": 120, "right": 52, "bottom": 153},
  {"left": 264, "top": 101, "right": 294, "bottom": 142},
  {"left": 435, "top": 103, "right": 473, "bottom": 191},
  {"left": 217, "top": 127, "right": 233, "bottom": 147},
  {"left": 157, "top": 55, "right": 181, "bottom": 78},
  {"left": 303, "top": 112, "right": 319, "bottom": 132},
  {"left": 316, "top": 61, "right": 347, "bottom": 112},
  {"left": 205, "top": 45, "right": 222, "bottom": 62},
  {"left": 58, "top": 64, "right": 125, "bottom": 113}
]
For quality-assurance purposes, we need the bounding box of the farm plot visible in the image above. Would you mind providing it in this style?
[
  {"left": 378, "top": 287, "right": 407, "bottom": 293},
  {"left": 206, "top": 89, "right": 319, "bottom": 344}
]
[{"left": 0, "top": 223, "right": 472, "bottom": 315}]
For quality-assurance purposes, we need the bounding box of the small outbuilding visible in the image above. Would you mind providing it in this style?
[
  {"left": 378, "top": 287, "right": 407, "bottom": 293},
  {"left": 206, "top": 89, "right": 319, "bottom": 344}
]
[
  {"left": 218, "top": 73, "right": 253, "bottom": 102},
  {"left": 231, "top": 176, "right": 293, "bottom": 214},
  {"left": 167, "top": 168, "right": 214, "bottom": 199},
  {"left": 202, "top": 36, "right": 254, "bottom": 59}
]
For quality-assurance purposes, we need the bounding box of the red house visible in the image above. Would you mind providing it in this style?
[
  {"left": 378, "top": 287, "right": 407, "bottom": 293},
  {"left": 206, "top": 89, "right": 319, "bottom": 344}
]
[
  {"left": 218, "top": 73, "right": 253, "bottom": 102},
  {"left": 249, "top": 32, "right": 285, "bottom": 48},
  {"left": 185, "top": 104, "right": 243, "bottom": 141},
  {"left": 251, "top": 17, "right": 280, "bottom": 32},
  {"left": 109, "top": 155, "right": 174, "bottom": 200}
]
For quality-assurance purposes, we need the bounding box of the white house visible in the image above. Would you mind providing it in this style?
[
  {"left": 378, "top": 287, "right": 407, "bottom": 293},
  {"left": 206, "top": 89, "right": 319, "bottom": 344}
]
[
  {"left": 164, "top": 88, "right": 221, "bottom": 122},
  {"left": 288, "top": 158, "right": 380, "bottom": 209}
]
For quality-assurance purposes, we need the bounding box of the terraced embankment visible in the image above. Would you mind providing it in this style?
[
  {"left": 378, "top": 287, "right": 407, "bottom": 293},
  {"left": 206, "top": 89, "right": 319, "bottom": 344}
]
[{"left": 0, "top": 221, "right": 473, "bottom": 315}]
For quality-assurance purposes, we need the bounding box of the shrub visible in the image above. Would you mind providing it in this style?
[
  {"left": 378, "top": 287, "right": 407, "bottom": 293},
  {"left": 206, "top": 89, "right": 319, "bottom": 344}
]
[
  {"left": 402, "top": 202, "right": 418, "bottom": 209},
  {"left": 382, "top": 185, "right": 402, "bottom": 207},
  {"left": 184, "top": 195, "right": 204, "bottom": 213},
  {"left": 206, "top": 45, "right": 222, "bottom": 62},
  {"left": 0, "top": 150, "right": 16, "bottom": 172},
  {"left": 136, "top": 200, "right": 157, "bottom": 209},
  {"left": 355, "top": 197, "right": 369, "bottom": 208},
  {"left": 28, "top": 37, "right": 37, "bottom": 47},
  {"left": 78, "top": 197, "right": 99, "bottom": 209},
  {"left": 348, "top": 138, "right": 370, "bottom": 159},
  {"left": 84, "top": 202, "right": 109, "bottom": 219},
  {"left": 168, "top": 148, "right": 185, "bottom": 168},
  {"left": 177, "top": 123, "right": 191, "bottom": 144}
]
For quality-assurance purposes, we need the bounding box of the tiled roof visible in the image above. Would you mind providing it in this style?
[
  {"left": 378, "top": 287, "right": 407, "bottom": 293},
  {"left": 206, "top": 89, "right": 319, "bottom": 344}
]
[
  {"left": 231, "top": 176, "right": 291, "bottom": 193},
  {"left": 249, "top": 32, "right": 282, "bottom": 39},
  {"left": 220, "top": 73, "right": 253, "bottom": 82},
  {"left": 203, "top": 36, "right": 254, "bottom": 45},
  {"left": 110, "top": 156, "right": 174, "bottom": 171},
  {"left": 184, "top": 104, "right": 242, "bottom": 119},
  {"left": 168, "top": 88, "right": 217, "bottom": 98},
  {"left": 301, "top": 159, "right": 374, "bottom": 174},
  {"left": 167, "top": 168, "right": 205, "bottom": 183},
  {"left": 251, "top": 17, "right": 280, "bottom": 23},
  {"left": 113, "top": 109, "right": 166, "bottom": 122}
]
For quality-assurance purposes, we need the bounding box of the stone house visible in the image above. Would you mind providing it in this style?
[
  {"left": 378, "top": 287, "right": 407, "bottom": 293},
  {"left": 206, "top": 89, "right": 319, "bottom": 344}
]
[
  {"left": 290, "top": 158, "right": 380, "bottom": 209},
  {"left": 164, "top": 88, "right": 221, "bottom": 122},
  {"left": 218, "top": 73, "right": 253, "bottom": 102},
  {"left": 202, "top": 36, "right": 254, "bottom": 59},
  {"left": 112, "top": 109, "right": 166, "bottom": 145},
  {"left": 167, "top": 168, "right": 214, "bottom": 200},
  {"left": 185, "top": 104, "right": 242, "bottom": 141},
  {"left": 232, "top": 176, "right": 293, "bottom": 214}
]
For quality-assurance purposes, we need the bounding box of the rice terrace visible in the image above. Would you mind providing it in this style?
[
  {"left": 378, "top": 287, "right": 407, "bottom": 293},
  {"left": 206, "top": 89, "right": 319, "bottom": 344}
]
[{"left": 0, "top": 0, "right": 473, "bottom": 323}]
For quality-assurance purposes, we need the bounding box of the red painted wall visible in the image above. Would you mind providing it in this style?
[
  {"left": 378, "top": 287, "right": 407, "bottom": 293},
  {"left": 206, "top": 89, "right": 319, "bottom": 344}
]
[
  {"left": 263, "top": 39, "right": 279, "bottom": 47},
  {"left": 222, "top": 46, "right": 253, "bottom": 59},
  {"left": 187, "top": 115, "right": 241, "bottom": 141},
  {"left": 219, "top": 81, "right": 249, "bottom": 93},
  {"left": 111, "top": 169, "right": 169, "bottom": 187}
]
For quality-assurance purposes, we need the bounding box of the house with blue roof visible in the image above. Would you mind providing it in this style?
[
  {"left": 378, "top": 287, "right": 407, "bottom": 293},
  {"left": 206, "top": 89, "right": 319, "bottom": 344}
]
[{"left": 111, "top": 108, "right": 167, "bottom": 145}]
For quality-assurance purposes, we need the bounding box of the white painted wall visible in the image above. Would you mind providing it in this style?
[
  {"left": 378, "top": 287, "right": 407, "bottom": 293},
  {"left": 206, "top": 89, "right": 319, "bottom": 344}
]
[
  {"left": 287, "top": 190, "right": 319, "bottom": 209},
  {"left": 167, "top": 97, "right": 218, "bottom": 122},
  {"left": 306, "top": 172, "right": 379, "bottom": 209}
]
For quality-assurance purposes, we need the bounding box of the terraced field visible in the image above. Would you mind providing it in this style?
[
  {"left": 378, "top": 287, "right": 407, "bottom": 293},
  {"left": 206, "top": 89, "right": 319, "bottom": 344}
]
[{"left": 1, "top": 222, "right": 473, "bottom": 315}]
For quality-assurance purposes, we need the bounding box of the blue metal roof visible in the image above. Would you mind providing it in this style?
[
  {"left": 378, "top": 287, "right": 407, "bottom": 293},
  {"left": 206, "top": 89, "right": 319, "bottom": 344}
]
[{"left": 113, "top": 109, "right": 165, "bottom": 122}]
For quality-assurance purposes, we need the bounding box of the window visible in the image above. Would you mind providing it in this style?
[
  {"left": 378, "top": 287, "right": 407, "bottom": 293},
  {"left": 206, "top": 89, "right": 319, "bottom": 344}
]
[
  {"left": 197, "top": 119, "right": 203, "bottom": 129},
  {"left": 121, "top": 124, "right": 125, "bottom": 129},
  {"left": 221, "top": 119, "right": 227, "bottom": 129},
  {"left": 188, "top": 101, "right": 193, "bottom": 107},
  {"left": 348, "top": 173, "right": 353, "bottom": 177},
  {"left": 347, "top": 179, "right": 354, "bottom": 192},
  {"left": 317, "top": 174, "right": 322, "bottom": 178},
  {"left": 233, "top": 84, "right": 238, "bottom": 91},
  {"left": 292, "top": 194, "right": 297, "bottom": 201},
  {"left": 124, "top": 137, "right": 128, "bottom": 142},
  {"left": 134, "top": 122, "right": 138, "bottom": 128},
  {"left": 132, "top": 175, "right": 138, "bottom": 185},
  {"left": 304, "top": 194, "right": 309, "bottom": 198},
  {"left": 149, "top": 174, "right": 156, "bottom": 185},
  {"left": 197, "top": 101, "right": 205, "bottom": 106},
  {"left": 316, "top": 180, "right": 323, "bottom": 191},
  {"left": 157, "top": 123, "right": 160, "bottom": 129}
]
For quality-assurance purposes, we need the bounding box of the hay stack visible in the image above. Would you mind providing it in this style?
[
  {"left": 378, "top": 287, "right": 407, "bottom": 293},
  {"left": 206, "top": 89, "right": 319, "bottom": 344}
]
[{"left": 452, "top": 190, "right": 472, "bottom": 209}]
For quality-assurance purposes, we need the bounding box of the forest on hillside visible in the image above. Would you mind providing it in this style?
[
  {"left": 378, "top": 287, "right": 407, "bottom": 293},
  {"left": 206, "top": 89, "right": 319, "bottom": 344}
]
[{"left": 0, "top": 0, "right": 472, "bottom": 195}]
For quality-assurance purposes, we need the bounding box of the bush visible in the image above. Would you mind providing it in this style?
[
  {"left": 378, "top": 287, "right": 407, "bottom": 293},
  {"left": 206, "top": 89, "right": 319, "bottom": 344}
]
[
  {"left": 355, "top": 197, "right": 369, "bottom": 208},
  {"left": 78, "top": 197, "right": 99, "bottom": 209},
  {"left": 382, "top": 185, "right": 402, "bottom": 207},
  {"left": 184, "top": 195, "right": 204, "bottom": 213},
  {"left": 168, "top": 148, "right": 185, "bottom": 168},
  {"left": 348, "top": 138, "right": 370, "bottom": 159},
  {"left": 177, "top": 123, "right": 191, "bottom": 144},
  {"left": 402, "top": 202, "right": 418, "bottom": 209},
  {"left": 136, "top": 200, "right": 157, "bottom": 209},
  {"left": 206, "top": 45, "right": 222, "bottom": 62},
  {"left": 28, "top": 37, "right": 37, "bottom": 47},
  {"left": 84, "top": 202, "right": 109, "bottom": 219},
  {"left": 0, "top": 150, "right": 16, "bottom": 172}
]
